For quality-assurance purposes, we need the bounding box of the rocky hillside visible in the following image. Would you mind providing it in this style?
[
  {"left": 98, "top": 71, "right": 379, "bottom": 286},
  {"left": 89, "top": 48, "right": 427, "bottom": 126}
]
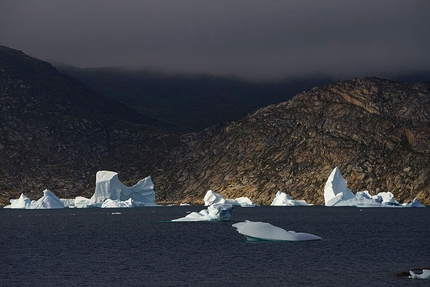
[
  {"left": 1, "top": 46, "right": 429, "bottom": 206},
  {"left": 153, "top": 77, "right": 430, "bottom": 205},
  {"left": 0, "top": 46, "right": 180, "bottom": 206}
]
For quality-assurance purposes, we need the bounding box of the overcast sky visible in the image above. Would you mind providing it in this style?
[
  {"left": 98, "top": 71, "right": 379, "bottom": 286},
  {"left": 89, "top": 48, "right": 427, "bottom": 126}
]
[{"left": 1, "top": 0, "right": 429, "bottom": 80}]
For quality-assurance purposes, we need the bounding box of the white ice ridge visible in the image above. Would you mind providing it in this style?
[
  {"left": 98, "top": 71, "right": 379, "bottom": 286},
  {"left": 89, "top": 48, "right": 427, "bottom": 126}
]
[
  {"left": 323, "top": 167, "right": 425, "bottom": 207},
  {"left": 5, "top": 190, "right": 65, "bottom": 209},
  {"left": 171, "top": 203, "right": 233, "bottom": 222},
  {"left": 271, "top": 191, "right": 312, "bottom": 206},
  {"left": 409, "top": 269, "right": 430, "bottom": 280},
  {"left": 88, "top": 171, "right": 156, "bottom": 207},
  {"left": 204, "top": 190, "right": 259, "bottom": 207},
  {"left": 28, "top": 189, "right": 65, "bottom": 209},
  {"left": 232, "top": 220, "right": 322, "bottom": 241}
]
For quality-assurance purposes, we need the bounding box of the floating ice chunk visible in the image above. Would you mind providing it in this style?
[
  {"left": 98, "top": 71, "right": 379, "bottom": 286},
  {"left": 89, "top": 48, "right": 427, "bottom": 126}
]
[
  {"left": 172, "top": 203, "right": 233, "bottom": 222},
  {"left": 271, "top": 191, "right": 312, "bottom": 206},
  {"left": 232, "top": 220, "right": 321, "bottom": 241},
  {"left": 204, "top": 190, "right": 234, "bottom": 205},
  {"left": 409, "top": 269, "right": 430, "bottom": 280},
  {"left": 376, "top": 192, "right": 399, "bottom": 205},
  {"left": 321, "top": 168, "right": 423, "bottom": 207},
  {"left": 89, "top": 171, "right": 155, "bottom": 207},
  {"left": 203, "top": 190, "right": 257, "bottom": 207},
  {"left": 101, "top": 198, "right": 146, "bottom": 208},
  {"left": 402, "top": 198, "right": 426, "bottom": 208},
  {"left": 60, "top": 198, "right": 75, "bottom": 207},
  {"left": 74, "top": 196, "right": 91, "bottom": 208},
  {"left": 28, "top": 189, "right": 65, "bottom": 209},
  {"left": 234, "top": 197, "right": 259, "bottom": 207},
  {"left": 4, "top": 193, "right": 31, "bottom": 209},
  {"left": 102, "top": 198, "right": 132, "bottom": 208},
  {"left": 324, "top": 167, "right": 355, "bottom": 206}
]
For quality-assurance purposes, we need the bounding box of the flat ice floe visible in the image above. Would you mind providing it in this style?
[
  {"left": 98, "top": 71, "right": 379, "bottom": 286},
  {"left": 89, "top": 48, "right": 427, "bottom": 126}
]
[{"left": 232, "top": 220, "right": 322, "bottom": 241}]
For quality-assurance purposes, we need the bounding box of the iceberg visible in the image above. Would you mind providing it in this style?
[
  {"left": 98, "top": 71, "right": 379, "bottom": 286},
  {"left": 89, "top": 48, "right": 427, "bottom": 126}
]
[
  {"left": 232, "top": 220, "right": 322, "bottom": 241},
  {"left": 323, "top": 168, "right": 425, "bottom": 207},
  {"left": 4, "top": 193, "right": 31, "bottom": 209},
  {"left": 74, "top": 196, "right": 91, "bottom": 208},
  {"left": 27, "top": 189, "right": 65, "bottom": 209},
  {"left": 324, "top": 167, "right": 355, "bottom": 206},
  {"left": 409, "top": 269, "right": 430, "bottom": 280},
  {"left": 402, "top": 198, "right": 426, "bottom": 208},
  {"left": 101, "top": 198, "right": 146, "bottom": 208},
  {"left": 204, "top": 190, "right": 258, "bottom": 207},
  {"left": 172, "top": 203, "right": 233, "bottom": 222},
  {"left": 3, "top": 171, "right": 157, "bottom": 209},
  {"left": 271, "top": 191, "right": 312, "bottom": 206},
  {"left": 89, "top": 171, "right": 156, "bottom": 207}
]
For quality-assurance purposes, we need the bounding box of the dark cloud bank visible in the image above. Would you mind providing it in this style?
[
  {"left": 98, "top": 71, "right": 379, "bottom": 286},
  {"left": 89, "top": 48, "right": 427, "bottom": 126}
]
[{"left": 1, "top": 0, "right": 429, "bottom": 80}]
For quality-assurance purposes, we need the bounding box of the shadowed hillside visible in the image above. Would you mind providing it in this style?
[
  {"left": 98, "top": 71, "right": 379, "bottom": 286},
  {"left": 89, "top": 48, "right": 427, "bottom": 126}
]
[
  {"left": 0, "top": 46, "right": 180, "bottom": 205},
  {"left": 56, "top": 65, "right": 334, "bottom": 132}
]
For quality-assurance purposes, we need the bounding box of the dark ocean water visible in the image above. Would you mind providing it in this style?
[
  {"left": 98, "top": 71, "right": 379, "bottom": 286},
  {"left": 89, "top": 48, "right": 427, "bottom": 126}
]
[{"left": 1, "top": 206, "right": 429, "bottom": 287}]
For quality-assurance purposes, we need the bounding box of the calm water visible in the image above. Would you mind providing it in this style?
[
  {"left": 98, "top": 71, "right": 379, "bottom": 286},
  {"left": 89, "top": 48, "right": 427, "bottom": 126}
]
[{"left": 1, "top": 206, "right": 429, "bottom": 286}]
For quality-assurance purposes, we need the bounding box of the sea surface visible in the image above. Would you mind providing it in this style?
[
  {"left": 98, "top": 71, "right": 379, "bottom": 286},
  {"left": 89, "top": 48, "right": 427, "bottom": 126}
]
[{"left": 1, "top": 206, "right": 429, "bottom": 286}]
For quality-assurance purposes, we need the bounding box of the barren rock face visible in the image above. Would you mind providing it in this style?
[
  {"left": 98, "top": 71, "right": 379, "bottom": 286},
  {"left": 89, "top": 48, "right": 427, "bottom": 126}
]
[{"left": 154, "top": 77, "right": 430, "bottom": 205}]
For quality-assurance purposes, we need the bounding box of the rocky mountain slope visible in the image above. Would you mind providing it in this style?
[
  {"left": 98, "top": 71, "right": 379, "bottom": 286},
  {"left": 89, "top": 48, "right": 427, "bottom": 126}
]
[
  {"left": 1, "top": 46, "right": 429, "bottom": 206},
  {"left": 153, "top": 77, "right": 430, "bottom": 205},
  {"left": 0, "top": 46, "right": 180, "bottom": 205}
]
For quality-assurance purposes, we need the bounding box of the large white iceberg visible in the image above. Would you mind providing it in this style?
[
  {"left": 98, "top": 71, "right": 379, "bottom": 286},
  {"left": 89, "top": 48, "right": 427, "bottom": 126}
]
[
  {"left": 232, "top": 220, "right": 322, "bottom": 241},
  {"left": 324, "top": 167, "right": 355, "bottom": 206},
  {"left": 4, "top": 193, "right": 31, "bottom": 209},
  {"left": 204, "top": 190, "right": 258, "bottom": 207},
  {"left": 323, "top": 168, "right": 425, "bottom": 207},
  {"left": 89, "top": 171, "right": 156, "bottom": 207},
  {"left": 172, "top": 203, "right": 233, "bottom": 222},
  {"left": 271, "top": 191, "right": 312, "bottom": 206},
  {"left": 28, "top": 189, "right": 65, "bottom": 209},
  {"left": 409, "top": 269, "right": 430, "bottom": 280}
]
